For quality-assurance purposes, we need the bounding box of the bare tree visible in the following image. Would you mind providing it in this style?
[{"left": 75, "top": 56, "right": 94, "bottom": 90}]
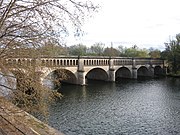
[
  {"left": 90, "top": 42, "right": 105, "bottom": 56},
  {"left": 0, "top": 0, "right": 98, "bottom": 120},
  {"left": 0, "top": 0, "right": 98, "bottom": 57}
]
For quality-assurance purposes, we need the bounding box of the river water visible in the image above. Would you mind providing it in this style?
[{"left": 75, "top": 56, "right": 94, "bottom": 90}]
[{"left": 47, "top": 77, "right": 180, "bottom": 135}]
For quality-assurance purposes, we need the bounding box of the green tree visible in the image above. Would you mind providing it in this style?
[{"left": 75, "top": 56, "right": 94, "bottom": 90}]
[
  {"left": 123, "top": 46, "right": 149, "bottom": 57},
  {"left": 149, "top": 48, "right": 161, "bottom": 58},
  {"left": 164, "top": 33, "right": 180, "bottom": 74},
  {"left": 118, "top": 45, "right": 126, "bottom": 56},
  {"left": 103, "top": 47, "right": 120, "bottom": 56},
  {"left": 90, "top": 42, "right": 105, "bottom": 56},
  {"left": 68, "top": 44, "right": 87, "bottom": 56}
]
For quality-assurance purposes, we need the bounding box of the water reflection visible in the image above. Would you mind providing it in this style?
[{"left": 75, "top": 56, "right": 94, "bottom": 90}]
[{"left": 48, "top": 78, "right": 180, "bottom": 135}]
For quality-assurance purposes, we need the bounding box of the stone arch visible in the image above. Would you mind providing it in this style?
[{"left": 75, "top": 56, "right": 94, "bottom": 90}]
[
  {"left": 85, "top": 68, "right": 108, "bottom": 81},
  {"left": 43, "top": 69, "right": 77, "bottom": 87},
  {"left": 154, "top": 66, "right": 164, "bottom": 76},
  {"left": 137, "top": 66, "right": 150, "bottom": 77},
  {"left": 115, "top": 67, "right": 131, "bottom": 80}
]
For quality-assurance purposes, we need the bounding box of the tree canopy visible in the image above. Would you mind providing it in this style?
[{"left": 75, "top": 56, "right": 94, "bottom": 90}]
[
  {"left": 162, "top": 33, "right": 180, "bottom": 74},
  {"left": 68, "top": 44, "right": 87, "bottom": 56}
]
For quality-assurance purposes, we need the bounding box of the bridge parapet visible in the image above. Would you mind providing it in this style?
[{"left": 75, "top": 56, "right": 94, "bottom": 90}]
[
  {"left": 41, "top": 58, "right": 78, "bottom": 67},
  {"left": 113, "top": 58, "right": 132, "bottom": 66},
  {"left": 134, "top": 58, "right": 164, "bottom": 66},
  {"left": 135, "top": 59, "right": 151, "bottom": 65},
  {"left": 150, "top": 59, "right": 164, "bottom": 65},
  {"left": 3, "top": 57, "right": 164, "bottom": 68},
  {"left": 83, "top": 58, "right": 109, "bottom": 66}
]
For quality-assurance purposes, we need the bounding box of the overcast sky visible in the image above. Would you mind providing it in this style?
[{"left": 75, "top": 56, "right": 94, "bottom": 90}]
[{"left": 67, "top": 0, "right": 180, "bottom": 50}]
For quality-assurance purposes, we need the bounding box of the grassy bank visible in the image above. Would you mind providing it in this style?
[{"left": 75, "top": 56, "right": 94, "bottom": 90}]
[{"left": 167, "top": 71, "right": 180, "bottom": 78}]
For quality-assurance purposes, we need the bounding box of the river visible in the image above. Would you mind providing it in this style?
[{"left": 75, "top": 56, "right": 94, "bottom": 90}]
[{"left": 47, "top": 77, "right": 180, "bottom": 135}]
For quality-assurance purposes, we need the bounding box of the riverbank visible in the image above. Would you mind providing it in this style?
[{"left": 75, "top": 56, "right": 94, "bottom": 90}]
[
  {"left": 0, "top": 97, "right": 63, "bottom": 135},
  {"left": 167, "top": 72, "right": 180, "bottom": 78}
]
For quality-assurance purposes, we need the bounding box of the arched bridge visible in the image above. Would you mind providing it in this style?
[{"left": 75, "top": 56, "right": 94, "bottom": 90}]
[{"left": 3, "top": 56, "right": 166, "bottom": 85}]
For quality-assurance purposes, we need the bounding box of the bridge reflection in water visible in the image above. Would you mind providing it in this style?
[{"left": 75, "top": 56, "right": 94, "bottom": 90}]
[{"left": 3, "top": 56, "right": 166, "bottom": 86}]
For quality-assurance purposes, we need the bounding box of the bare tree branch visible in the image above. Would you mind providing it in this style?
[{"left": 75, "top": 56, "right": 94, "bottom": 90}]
[{"left": 0, "top": 84, "right": 16, "bottom": 90}]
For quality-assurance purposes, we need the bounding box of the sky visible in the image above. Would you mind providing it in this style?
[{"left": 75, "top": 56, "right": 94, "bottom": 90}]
[{"left": 67, "top": 0, "right": 180, "bottom": 50}]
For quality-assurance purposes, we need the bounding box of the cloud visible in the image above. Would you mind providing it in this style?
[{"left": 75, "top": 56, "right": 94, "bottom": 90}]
[{"left": 67, "top": 0, "right": 180, "bottom": 50}]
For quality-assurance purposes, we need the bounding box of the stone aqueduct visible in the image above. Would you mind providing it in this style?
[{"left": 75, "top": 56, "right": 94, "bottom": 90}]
[{"left": 4, "top": 56, "right": 166, "bottom": 85}]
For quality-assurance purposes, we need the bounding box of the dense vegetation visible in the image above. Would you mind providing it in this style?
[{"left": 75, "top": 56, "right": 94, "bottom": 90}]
[
  {"left": 14, "top": 43, "right": 161, "bottom": 58},
  {"left": 161, "top": 34, "right": 180, "bottom": 75}
]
